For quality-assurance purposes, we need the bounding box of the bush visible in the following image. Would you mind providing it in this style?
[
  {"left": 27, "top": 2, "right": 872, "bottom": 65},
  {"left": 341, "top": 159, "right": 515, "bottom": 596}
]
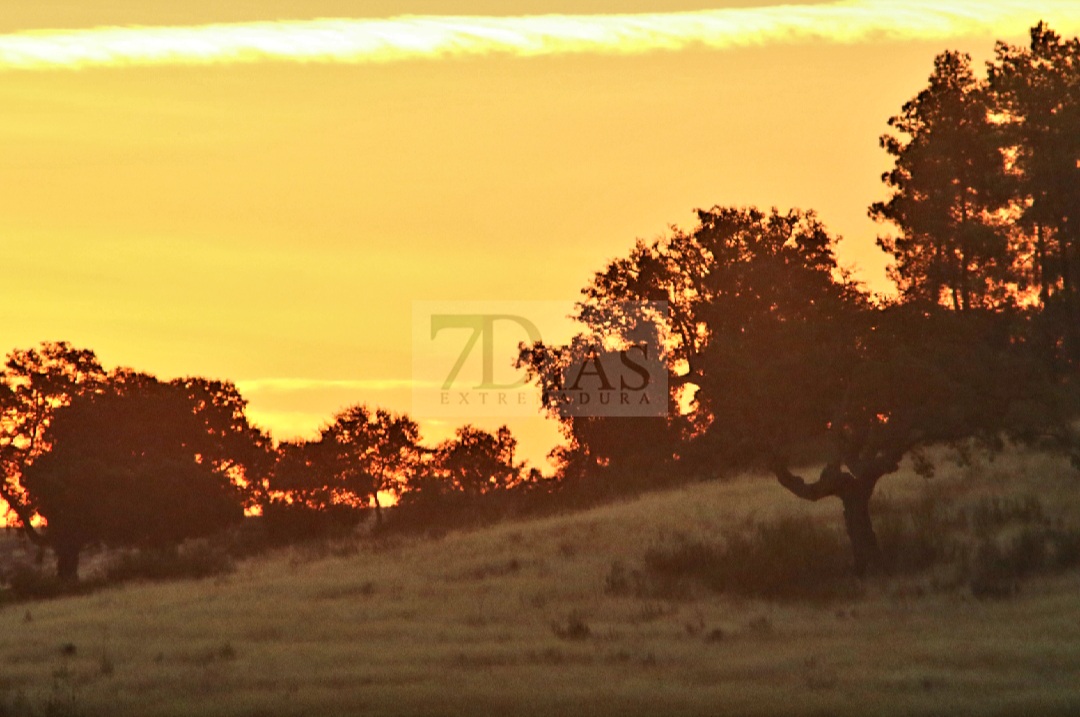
[
  {"left": 0, "top": 566, "right": 90, "bottom": 602},
  {"left": 968, "top": 494, "right": 1047, "bottom": 537},
  {"left": 635, "top": 516, "right": 860, "bottom": 602},
  {"left": 257, "top": 501, "right": 364, "bottom": 545},
  {"left": 104, "top": 541, "right": 233, "bottom": 583},
  {"left": 964, "top": 524, "right": 1080, "bottom": 598},
  {"left": 875, "top": 494, "right": 961, "bottom": 575}
]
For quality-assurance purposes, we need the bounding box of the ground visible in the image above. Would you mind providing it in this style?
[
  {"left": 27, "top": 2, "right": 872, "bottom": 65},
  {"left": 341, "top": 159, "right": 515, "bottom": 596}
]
[{"left": 2, "top": 448, "right": 1079, "bottom": 716}]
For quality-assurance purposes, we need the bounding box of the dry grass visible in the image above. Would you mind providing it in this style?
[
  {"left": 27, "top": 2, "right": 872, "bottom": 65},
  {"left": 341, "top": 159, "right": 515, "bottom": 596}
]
[{"left": 2, "top": 446, "right": 1080, "bottom": 716}]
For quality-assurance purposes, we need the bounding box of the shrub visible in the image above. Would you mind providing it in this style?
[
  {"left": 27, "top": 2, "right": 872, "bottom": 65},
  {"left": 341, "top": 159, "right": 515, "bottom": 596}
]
[
  {"left": 967, "top": 494, "right": 1047, "bottom": 537},
  {"left": 875, "top": 495, "right": 961, "bottom": 575},
  {"left": 0, "top": 566, "right": 90, "bottom": 602},
  {"left": 964, "top": 523, "right": 1080, "bottom": 598},
  {"left": 257, "top": 501, "right": 363, "bottom": 545},
  {"left": 638, "top": 516, "right": 859, "bottom": 601},
  {"left": 104, "top": 541, "right": 233, "bottom": 583}
]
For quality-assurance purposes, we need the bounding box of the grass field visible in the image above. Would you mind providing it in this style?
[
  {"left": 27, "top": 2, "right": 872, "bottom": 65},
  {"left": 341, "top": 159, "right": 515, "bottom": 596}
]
[{"left": 2, "top": 448, "right": 1080, "bottom": 717}]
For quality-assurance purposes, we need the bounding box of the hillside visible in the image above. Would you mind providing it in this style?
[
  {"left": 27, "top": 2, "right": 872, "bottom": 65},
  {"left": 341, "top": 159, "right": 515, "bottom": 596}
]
[{"left": 2, "top": 448, "right": 1080, "bottom": 717}]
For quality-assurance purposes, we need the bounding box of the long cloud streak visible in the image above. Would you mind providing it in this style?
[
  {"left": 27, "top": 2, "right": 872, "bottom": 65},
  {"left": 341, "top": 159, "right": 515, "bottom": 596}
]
[
  {"left": 236, "top": 378, "right": 435, "bottom": 393},
  {"left": 0, "top": 0, "right": 1077, "bottom": 71}
]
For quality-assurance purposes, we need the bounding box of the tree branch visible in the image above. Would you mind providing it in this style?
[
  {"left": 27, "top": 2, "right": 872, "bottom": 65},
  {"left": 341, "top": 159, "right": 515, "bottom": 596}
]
[
  {"left": 0, "top": 481, "right": 46, "bottom": 546},
  {"left": 768, "top": 456, "right": 854, "bottom": 502}
]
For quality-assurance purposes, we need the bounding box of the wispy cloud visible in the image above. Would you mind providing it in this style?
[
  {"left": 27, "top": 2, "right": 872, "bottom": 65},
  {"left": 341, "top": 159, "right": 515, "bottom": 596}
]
[
  {"left": 236, "top": 377, "right": 435, "bottom": 393},
  {"left": 1, "top": 0, "right": 1076, "bottom": 71}
]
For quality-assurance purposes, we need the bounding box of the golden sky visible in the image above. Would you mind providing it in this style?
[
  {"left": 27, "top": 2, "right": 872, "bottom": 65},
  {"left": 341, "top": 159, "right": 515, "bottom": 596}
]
[{"left": 2, "top": 1, "right": 1077, "bottom": 468}]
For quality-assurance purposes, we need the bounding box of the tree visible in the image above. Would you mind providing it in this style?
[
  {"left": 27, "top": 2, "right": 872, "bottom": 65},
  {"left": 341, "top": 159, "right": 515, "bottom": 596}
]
[
  {"left": 21, "top": 378, "right": 254, "bottom": 580},
  {"left": 267, "top": 439, "right": 337, "bottom": 510},
  {"left": 871, "top": 51, "right": 1015, "bottom": 311},
  {"left": 988, "top": 23, "right": 1080, "bottom": 362},
  {"left": 433, "top": 425, "right": 522, "bottom": 496},
  {"left": 572, "top": 206, "right": 863, "bottom": 466},
  {"left": 0, "top": 342, "right": 106, "bottom": 548},
  {"left": 318, "top": 405, "right": 422, "bottom": 525},
  {"left": 767, "top": 305, "right": 1059, "bottom": 574},
  {"left": 169, "top": 375, "right": 275, "bottom": 511}
]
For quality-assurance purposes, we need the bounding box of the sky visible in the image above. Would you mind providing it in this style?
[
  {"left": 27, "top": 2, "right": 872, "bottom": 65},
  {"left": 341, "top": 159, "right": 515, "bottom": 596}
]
[{"left": 2, "top": 1, "right": 1079, "bottom": 470}]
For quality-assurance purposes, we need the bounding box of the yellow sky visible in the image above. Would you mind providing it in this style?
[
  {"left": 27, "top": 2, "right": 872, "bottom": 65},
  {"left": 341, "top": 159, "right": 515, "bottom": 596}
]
[{"left": 2, "top": 1, "right": 1076, "bottom": 468}]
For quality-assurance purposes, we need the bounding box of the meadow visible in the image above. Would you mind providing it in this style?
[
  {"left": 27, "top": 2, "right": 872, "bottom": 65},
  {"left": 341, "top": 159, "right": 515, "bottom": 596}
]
[{"left": 2, "top": 447, "right": 1080, "bottom": 717}]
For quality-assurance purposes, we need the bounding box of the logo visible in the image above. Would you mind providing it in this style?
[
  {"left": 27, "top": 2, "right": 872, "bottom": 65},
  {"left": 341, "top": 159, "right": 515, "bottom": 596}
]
[{"left": 411, "top": 301, "right": 668, "bottom": 418}]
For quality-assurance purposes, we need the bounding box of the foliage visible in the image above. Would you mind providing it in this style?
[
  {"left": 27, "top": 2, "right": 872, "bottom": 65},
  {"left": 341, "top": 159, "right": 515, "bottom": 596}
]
[
  {"left": 874, "top": 24, "right": 1080, "bottom": 363},
  {"left": 628, "top": 517, "right": 858, "bottom": 602},
  {"left": 256, "top": 499, "right": 364, "bottom": 544},
  {"left": 871, "top": 51, "right": 1014, "bottom": 310},
  {"left": 988, "top": 23, "right": 1080, "bottom": 348},
  {"left": 0, "top": 347, "right": 266, "bottom": 581},
  {"left": 0, "top": 342, "right": 106, "bottom": 534},
  {"left": 102, "top": 541, "right": 235, "bottom": 584},
  {"left": 265, "top": 404, "right": 421, "bottom": 524}
]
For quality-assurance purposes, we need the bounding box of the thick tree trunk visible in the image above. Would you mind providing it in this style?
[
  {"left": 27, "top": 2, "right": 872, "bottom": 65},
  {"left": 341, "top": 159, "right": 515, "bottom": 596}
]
[
  {"left": 372, "top": 493, "right": 383, "bottom": 527},
  {"left": 771, "top": 459, "right": 884, "bottom": 577},
  {"left": 840, "top": 486, "right": 882, "bottom": 577}
]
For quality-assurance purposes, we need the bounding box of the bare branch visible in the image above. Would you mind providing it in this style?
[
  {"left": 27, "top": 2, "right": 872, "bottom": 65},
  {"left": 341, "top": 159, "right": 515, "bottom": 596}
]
[{"left": 769, "top": 457, "right": 854, "bottom": 502}]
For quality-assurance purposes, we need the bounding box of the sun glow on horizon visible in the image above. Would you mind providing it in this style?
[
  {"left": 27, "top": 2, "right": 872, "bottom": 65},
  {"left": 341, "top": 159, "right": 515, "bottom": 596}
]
[{"left": 1, "top": 0, "right": 1078, "bottom": 71}]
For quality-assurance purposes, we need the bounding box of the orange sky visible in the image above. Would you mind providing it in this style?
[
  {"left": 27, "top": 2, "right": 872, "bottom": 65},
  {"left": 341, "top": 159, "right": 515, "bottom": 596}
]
[{"left": 2, "top": 1, "right": 1077, "bottom": 469}]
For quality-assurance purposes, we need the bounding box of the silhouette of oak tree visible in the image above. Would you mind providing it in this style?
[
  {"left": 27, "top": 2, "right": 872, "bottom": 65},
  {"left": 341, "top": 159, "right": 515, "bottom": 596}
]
[
  {"left": 0, "top": 342, "right": 106, "bottom": 571},
  {"left": 433, "top": 425, "right": 521, "bottom": 496},
  {"left": 20, "top": 375, "right": 259, "bottom": 581},
  {"left": 316, "top": 405, "right": 422, "bottom": 525}
]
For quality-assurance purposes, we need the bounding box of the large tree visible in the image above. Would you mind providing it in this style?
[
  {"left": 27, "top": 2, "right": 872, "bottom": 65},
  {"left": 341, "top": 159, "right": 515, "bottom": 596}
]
[
  {"left": 432, "top": 425, "right": 522, "bottom": 496},
  {"left": 0, "top": 342, "right": 106, "bottom": 549},
  {"left": 871, "top": 51, "right": 1014, "bottom": 311},
  {"left": 316, "top": 405, "right": 422, "bottom": 525},
  {"left": 988, "top": 22, "right": 1080, "bottom": 362},
  {"left": 1, "top": 343, "right": 268, "bottom": 581},
  {"left": 20, "top": 376, "right": 260, "bottom": 580}
]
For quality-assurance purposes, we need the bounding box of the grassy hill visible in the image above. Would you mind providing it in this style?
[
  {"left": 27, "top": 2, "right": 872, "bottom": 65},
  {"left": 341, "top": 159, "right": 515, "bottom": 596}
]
[{"left": 2, "top": 448, "right": 1080, "bottom": 717}]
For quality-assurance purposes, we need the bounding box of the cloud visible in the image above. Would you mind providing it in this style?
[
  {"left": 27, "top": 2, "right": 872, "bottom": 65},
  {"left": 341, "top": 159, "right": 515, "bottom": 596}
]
[
  {"left": 235, "top": 377, "right": 435, "bottom": 393},
  {"left": 1, "top": 0, "right": 1077, "bottom": 71}
]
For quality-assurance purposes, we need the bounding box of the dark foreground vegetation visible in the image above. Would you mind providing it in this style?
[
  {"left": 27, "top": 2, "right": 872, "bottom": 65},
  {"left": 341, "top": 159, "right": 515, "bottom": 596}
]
[{"left": 2, "top": 24, "right": 1080, "bottom": 607}]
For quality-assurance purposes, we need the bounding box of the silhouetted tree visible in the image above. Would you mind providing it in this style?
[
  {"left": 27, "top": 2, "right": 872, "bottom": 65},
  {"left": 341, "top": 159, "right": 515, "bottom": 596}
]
[
  {"left": 988, "top": 22, "right": 1080, "bottom": 361},
  {"left": 267, "top": 440, "right": 335, "bottom": 510},
  {"left": 21, "top": 377, "right": 256, "bottom": 580},
  {"left": 1, "top": 343, "right": 268, "bottom": 581},
  {"left": 871, "top": 51, "right": 1014, "bottom": 310},
  {"left": 318, "top": 405, "right": 421, "bottom": 525},
  {"left": 0, "top": 342, "right": 106, "bottom": 557},
  {"left": 518, "top": 302, "right": 679, "bottom": 493},
  {"left": 259, "top": 439, "right": 366, "bottom": 541},
  {"left": 434, "top": 425, "right": 521, "bottom": 496},
  {"left": 574, "top": 207, "right": 862, "bottom": 465}
]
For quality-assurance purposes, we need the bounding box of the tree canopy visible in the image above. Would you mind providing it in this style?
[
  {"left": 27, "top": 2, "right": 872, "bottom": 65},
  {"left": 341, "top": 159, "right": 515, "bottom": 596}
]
[{"left": 1, "top": 345, "right": 269, "bottom": 580}]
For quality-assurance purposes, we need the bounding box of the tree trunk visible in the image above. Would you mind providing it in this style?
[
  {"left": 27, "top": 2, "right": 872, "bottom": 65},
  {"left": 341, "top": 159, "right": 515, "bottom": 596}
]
[
  {"left": 839, "top": 486, "right": 882, "bottom": 577},
  {"left": 55, "top": 543, "right": 81, "bottom": 584},
  {"left": 372, "top": 493, "right": 383, "bottom": 527},
  {"left": 771, "top": 459, "right": 885, "bottom": 577}
]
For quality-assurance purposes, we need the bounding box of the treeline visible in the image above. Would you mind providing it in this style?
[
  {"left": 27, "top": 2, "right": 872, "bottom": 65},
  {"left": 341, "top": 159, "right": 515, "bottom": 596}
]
[
  {"left": 0, "top": 343, "right": 556, "bottom": 583},
  {"left": 2, "top": 23, "right": 1080, "bottom": 586}
]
